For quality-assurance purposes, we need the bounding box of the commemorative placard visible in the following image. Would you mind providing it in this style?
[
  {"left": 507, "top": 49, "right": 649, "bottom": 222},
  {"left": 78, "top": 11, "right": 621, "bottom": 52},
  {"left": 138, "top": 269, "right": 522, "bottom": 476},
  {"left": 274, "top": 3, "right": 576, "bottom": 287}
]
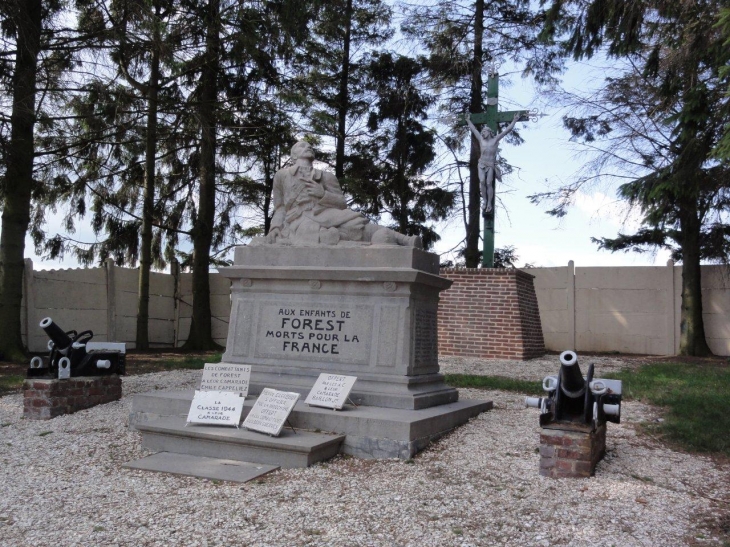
[
  {"left": 199, "top": 363, "right": 251, "bottom": 396},
  {"left": 304, "top": 373, "right": 357, "bottom": 410},
  {"left": 242, "top": 388, "right": 300, "bottom": 436},
  {"left": 186, "top": 390, "right": 245, "bottom": 427}
]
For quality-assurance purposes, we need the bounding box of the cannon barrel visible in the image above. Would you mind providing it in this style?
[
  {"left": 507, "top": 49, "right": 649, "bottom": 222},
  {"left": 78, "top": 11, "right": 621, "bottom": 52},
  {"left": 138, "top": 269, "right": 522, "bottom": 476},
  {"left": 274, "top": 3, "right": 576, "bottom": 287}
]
[
  {"left": 39, "top": 317, "right": 72, "bottom": 351},
  {"left": 559, "top": 350, "right": 585, "bottom": 398}
]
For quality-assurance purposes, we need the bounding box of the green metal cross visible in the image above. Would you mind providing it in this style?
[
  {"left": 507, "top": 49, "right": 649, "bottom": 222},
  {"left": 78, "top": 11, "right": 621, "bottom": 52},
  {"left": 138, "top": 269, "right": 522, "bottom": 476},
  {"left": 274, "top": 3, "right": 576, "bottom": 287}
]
[{"left": 460, "top": 71, "right": 529, "bottom": 268}]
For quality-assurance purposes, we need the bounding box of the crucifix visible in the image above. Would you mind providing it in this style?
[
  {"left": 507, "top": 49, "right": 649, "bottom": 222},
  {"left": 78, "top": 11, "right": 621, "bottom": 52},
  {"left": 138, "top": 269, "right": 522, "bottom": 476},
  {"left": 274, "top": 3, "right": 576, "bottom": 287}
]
[{"left": 460, "top": 67, "right": 530, "bottom": 268}]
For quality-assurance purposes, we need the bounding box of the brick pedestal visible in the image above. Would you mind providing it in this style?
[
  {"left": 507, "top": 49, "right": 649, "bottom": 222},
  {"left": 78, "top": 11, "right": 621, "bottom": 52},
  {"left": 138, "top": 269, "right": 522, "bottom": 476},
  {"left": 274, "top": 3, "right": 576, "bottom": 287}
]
[
  {"left": 438, "top": 268, "right": 545, "bottom": 359},
  {"left": 23, "top": 376, "right": 122, "bottom": 420},
  {"left": 539, "top": 423, "right": 607, "bottom": 478}
]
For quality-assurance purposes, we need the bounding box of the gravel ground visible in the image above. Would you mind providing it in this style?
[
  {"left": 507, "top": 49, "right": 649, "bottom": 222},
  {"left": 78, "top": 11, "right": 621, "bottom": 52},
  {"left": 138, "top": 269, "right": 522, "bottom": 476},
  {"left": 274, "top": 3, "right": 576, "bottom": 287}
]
[{"left": 1, "top": 358, "right": 728, "bottom": 547}]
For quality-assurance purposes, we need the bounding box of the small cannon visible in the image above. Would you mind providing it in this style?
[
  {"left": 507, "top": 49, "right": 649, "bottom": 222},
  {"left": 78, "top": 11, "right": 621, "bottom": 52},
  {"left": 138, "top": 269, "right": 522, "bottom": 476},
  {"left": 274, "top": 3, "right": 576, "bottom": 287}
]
[
  {"left": 525, "top": 350, "right": 622, "bottom": 428},
  {"left": 27, "top": 317, "right": 126, "bottom": 379}
]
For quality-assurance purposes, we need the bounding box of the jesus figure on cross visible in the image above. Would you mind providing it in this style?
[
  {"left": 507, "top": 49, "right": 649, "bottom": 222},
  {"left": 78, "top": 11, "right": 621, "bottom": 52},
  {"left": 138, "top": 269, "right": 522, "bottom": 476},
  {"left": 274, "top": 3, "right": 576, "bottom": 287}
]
[{"left": 467, "top": 112, "right": 520, "bottom": 215}]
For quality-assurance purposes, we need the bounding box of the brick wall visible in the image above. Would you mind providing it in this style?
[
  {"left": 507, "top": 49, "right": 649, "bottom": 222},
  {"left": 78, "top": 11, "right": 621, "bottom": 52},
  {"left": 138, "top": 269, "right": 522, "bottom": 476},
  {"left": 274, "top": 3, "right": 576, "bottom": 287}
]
[
  {"left": 438, "top": 268, "right": 545, "bottom": 359},
  {"left": 23, "top": 376, "right": 122, "bottom": 420}
]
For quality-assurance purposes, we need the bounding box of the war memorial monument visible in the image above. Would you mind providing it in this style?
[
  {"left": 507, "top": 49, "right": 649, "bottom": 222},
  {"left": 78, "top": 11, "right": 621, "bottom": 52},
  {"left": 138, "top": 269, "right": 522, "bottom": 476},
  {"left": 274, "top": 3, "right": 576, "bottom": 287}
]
[{"left": 126, "top": 140, "right": 492, "bottom": 481}]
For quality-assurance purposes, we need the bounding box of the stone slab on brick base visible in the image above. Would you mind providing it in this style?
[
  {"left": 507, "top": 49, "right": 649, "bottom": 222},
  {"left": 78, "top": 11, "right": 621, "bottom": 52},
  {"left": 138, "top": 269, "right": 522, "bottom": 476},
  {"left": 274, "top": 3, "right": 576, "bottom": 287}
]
[
  {"left": 23, "top": 376, "right": 122, "bottom": 420},
  {"left": 539, "top": 423, "right": 607, "bottom": 478},
  {"left": 439, "top": 268, "right": 545, "bottom": 359}
]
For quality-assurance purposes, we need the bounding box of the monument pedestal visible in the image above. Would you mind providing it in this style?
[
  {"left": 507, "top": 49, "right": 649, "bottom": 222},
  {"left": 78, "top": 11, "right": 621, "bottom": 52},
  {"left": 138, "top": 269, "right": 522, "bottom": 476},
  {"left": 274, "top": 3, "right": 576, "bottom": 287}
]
[{"left": 218, "top": 245, "right": 458, "bottom": 410}]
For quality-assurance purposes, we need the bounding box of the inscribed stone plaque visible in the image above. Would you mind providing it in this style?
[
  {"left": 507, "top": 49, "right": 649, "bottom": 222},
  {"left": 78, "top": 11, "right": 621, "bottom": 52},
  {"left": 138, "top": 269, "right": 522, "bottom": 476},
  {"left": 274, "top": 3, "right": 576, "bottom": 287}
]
[
  {"left": 186, "top": 391, "right": 245, "bottom": 427},
  {"left": 200, "top": 363, "right": 251, "bottom": 395},
  {"left": 254, "top": 303, "right": 373, "bottom": 365},
  {"left": 414, "top": 308, "right": 438, "bottom": 365},
  {"left": 242, "top": 388, "right": 300, "bottom": 436},
  {"left": 304, "top": 374, "right": 357, "bottom": 410}
]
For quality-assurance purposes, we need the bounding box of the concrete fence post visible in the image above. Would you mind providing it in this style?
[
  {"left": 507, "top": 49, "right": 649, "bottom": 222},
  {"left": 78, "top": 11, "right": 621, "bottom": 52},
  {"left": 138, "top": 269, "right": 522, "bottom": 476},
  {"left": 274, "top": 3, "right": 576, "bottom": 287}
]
[
  {"left": 23, "top": 258, "right": 34, "bottom": 349},
  {"left": 666, "top": 259, "right": 676, "bottom": 355},
  {"left": 105, "top": 258, "right": 117, "bottom": 342},
  {"left": 567, "top": 260, "right": 576, "bottom": 350}
]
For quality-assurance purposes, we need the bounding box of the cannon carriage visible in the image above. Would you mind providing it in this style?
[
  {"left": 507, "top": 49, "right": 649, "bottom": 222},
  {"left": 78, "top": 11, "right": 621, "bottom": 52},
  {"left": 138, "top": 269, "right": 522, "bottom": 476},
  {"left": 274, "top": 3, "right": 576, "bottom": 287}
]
[
  {"left": 27, "top": 317, "right": 126, "bottom": 379},
  {"left": 525, "top": 350, "right": 622, "bottom": 429}
]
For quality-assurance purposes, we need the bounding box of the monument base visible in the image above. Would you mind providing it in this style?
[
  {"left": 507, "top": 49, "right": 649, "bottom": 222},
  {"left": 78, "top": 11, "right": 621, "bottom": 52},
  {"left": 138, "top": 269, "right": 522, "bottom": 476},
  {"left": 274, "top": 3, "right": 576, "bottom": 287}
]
[
  {"left": 129, "top": 390, "right": 492, "bottom": 460},
  {"left": 218, "top": 245, "right": 458, "bottom": 410}
]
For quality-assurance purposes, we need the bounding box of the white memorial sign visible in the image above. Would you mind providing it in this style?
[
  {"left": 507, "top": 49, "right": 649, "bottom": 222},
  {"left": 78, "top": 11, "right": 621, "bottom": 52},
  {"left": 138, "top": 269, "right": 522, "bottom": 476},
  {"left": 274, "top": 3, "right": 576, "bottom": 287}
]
[
  {"left": 186, "top": 391, "right": 245, "bottom": 427},
  {"left": 242, "top": 388, "right": 300, "bottom": 436},
  {"left": 305, "top": 373, "right": 357, "bottom": 410},
  {"left": 200, "top": 363, "right": 251, "bottom": 395}
]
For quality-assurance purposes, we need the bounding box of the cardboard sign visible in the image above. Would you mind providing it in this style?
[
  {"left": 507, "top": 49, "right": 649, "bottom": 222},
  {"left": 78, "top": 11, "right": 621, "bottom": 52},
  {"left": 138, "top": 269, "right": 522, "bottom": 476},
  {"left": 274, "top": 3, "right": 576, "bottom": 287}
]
[
  {"left": 200, "top": 363, "right": 251, "bottom": 396},
  {"left": 186, "top": 390, "right": 245, "bottom": 427},
  {"left": 242, "top": 388, "right": 300, "bottom": 436},
  {"left": 305, "top": 374, "right": 357, "bottom": 410}
]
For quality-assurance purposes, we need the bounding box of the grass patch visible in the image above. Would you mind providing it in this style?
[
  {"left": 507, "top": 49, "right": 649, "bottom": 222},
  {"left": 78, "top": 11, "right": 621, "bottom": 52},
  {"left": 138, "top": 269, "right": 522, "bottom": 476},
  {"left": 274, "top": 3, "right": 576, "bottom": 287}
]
[
  {"left": 611, "top": 361, "right": 730, "bottom": 455},
  {"left": 0, "top": 374, "right": 24, "bottom": 395},
  {"left": 445, "top": 374, "right": 543, "bottom": 395},
  {"left": 450, "top": 361, "right": 730, "bottom": 456},
  {"left": 156, "top": 352, "right": 222, "bottom": 371}
]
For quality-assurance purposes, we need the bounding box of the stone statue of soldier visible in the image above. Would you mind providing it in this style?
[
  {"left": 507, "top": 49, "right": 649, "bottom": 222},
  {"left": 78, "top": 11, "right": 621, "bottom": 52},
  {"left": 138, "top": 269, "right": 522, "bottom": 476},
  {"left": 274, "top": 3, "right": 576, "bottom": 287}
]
[
  {"left": 467, "top": 112, "right": 520, "bottom": 215},
  {"left": 254, "top": 140, "right": 422, "bottom": 248}
]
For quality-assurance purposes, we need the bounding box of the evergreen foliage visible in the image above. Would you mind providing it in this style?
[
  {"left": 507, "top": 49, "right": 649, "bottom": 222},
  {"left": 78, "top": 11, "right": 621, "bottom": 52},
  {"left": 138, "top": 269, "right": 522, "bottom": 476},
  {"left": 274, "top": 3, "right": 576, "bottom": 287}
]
[
  {"left": 534, "top": 0, "right": 730, "bottom": 356},
  {"left": 403, "top": 0, "right": 563, "bottom": 266},
  {"left": 349, "top": 52, "right": 453, "bottom": 249}
]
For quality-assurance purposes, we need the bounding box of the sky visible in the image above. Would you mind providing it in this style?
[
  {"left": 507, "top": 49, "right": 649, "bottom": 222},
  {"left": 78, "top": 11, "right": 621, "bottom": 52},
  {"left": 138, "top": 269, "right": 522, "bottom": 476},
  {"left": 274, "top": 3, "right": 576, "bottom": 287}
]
[
  {"left": 432, "top": 58, "right": 673, "bottom": 269},
  {"left": 23, "top": 58, "right": 673, "bottom": 272}
]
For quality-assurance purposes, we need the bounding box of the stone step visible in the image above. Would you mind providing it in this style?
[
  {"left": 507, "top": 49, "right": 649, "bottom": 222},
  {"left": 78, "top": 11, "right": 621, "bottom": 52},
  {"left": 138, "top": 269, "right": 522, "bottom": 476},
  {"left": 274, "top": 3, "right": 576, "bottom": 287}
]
[
  {"left": 136, "top": 416, "right": 345, "bottom": 468},
  {"left": 123, "top": 452, "right": 279, "bottom": 483},
  {"left": 130, "top": 390, "right": 493, "bottom": 459}
]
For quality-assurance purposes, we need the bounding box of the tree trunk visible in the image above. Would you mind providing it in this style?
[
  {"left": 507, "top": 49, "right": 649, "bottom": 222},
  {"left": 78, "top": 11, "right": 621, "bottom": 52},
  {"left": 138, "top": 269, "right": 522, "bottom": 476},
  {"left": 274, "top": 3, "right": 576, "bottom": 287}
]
[
  {"left": 185, "top": 0, "right": 221, "bottom": 350},
  {"left": 464, "top": 0, "right": 484, "bottom": 268},
  {"left": 678, "top": 203, "right": 712, "bottom": 356},
  {"left": 0, "top": 0, "right": 42, "bottom": 361},
  {"left": 136, "top": 16, "right": 161, "bottom": 350},
  {"left": 263, "top": 157, "right": 273, "bottom": 234},
  {"left": 335, "top": 0, "right": 353, "bottom": 179}
]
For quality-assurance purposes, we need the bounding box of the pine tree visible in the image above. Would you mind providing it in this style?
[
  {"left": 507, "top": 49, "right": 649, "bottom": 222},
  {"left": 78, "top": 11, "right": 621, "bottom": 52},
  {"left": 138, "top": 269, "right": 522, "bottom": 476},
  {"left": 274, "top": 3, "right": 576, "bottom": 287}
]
[
  {"left": 535, "top": 0, "right": 730, "bottom": 355},
  {"left": 291, "top": 0, "right": 392, "bottom": 180},
  {"left": 0, "top": 0, "right": 84, "bottom": 360},
  {"left": 349, "top": 52, "right": 454, "bottom": 249},
  {"left": 403, "top": 0, "right": 562, "bottom": 267},
  {"left": 0, "top": 0, "right": 43, "bottom": 360}
]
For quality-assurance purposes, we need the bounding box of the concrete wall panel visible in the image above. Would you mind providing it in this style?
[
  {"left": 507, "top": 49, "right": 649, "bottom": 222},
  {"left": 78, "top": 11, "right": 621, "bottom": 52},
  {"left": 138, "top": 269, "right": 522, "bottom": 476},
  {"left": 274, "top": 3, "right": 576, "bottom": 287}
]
[
  {"left": 116, "top": 291, "right": 139, "bottom": 317},
  {"left": 115, "top": 268, "right": 139, "bottom": 292},
  {"left": 577, "top": 266, "right": 666, "bottom": 290},
  {"left": 530, "top": 267, "right": 569, "bottom": 289},
  {"left": 544, "top": 332, "right": 570, "bottom": 351},
  {"left": 576, "top": 331, "right": 667, "bottom": 355},
  {"left": 576, "top": 288, "right": 665, "bottom": 313},
  {"left": 19, "top": 261, "right": 730, "bottom": 357},
  {"left": 34, "top": 278, "right": 107, "bottom": 311},
  {"left": 149, "top": 271, "right": 175, "bottom": 297}
]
